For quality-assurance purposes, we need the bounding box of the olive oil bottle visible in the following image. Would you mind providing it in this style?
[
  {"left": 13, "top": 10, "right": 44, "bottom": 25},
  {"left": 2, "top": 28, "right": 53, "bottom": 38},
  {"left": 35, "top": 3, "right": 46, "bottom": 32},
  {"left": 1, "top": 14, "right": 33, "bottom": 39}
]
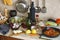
[{"left": 26, "top": 13, "right": 31, "bottom": 30}]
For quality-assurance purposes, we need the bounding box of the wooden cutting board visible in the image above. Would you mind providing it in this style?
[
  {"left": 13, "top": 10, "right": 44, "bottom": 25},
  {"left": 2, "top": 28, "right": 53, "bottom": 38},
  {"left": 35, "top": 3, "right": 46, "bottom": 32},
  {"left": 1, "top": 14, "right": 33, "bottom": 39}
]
[{"left": 0, "top": 35, "right": 23, "bottom": 40}]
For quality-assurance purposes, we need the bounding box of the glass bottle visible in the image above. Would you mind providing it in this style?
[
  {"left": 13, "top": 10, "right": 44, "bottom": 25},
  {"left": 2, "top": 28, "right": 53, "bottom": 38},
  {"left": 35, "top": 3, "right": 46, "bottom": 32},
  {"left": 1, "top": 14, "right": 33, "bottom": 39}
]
[
  {"left": 25, "top": 12, "right": 31, "bottom": 29},
  {"left": 30, "top": 2, "right": 36, "bottom": 23}
]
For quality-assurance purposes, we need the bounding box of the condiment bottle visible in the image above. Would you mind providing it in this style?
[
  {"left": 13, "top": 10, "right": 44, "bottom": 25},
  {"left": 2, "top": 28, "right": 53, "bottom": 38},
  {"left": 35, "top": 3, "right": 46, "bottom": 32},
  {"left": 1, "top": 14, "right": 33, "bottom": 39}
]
[
  {"left": 26, "top": 17, "right": 31, "bottom": 30},
  {"left": 25, "top": 13, "right": 31, "bottom": 30}
]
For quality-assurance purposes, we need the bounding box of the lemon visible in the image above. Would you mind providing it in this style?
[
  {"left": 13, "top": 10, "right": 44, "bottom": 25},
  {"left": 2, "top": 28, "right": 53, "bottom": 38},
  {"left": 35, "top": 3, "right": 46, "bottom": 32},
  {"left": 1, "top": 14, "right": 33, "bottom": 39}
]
[
  {"left": 26, "top": 30, "right": 31, "bottom": 34},
  {"left": 31, "top": 29, "right": 37, "bottom": 34}
]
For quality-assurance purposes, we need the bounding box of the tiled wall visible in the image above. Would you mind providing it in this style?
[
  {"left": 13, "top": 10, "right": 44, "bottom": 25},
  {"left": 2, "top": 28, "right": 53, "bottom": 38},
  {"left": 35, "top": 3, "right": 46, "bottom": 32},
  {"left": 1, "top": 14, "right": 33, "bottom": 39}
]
[
  {"left": 0, "top": 0, "right": 60, "bottom": 20},
  {"left": 26, "top": 0, "right": 60, "bottom": 20}
]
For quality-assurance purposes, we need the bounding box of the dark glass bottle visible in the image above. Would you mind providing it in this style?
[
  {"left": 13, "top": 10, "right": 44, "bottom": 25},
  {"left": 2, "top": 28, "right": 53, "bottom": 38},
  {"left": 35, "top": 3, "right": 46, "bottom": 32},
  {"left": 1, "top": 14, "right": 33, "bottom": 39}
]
[
  {"left": 26, "top": 15, "right": 31, "bottom": 30},
  {"left": 30, "top": 2, "right": 36, "bottom": 24}
]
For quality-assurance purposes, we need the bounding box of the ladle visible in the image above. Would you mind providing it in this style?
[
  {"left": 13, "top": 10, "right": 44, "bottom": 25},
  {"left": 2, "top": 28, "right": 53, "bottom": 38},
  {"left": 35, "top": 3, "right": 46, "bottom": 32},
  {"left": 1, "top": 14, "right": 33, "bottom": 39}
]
[
  {"left": 41, "top": 0, "right": 47, "bottom": 13},
  {"left": 35, "top": 0, "right": 41, "bottom": 13}
]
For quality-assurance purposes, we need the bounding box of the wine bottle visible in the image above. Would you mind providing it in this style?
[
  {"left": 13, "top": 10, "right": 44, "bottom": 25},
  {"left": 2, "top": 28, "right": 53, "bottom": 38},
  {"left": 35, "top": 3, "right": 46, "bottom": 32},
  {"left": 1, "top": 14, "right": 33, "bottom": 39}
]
[{"left": 30, "top": 2, "right": 36, "bottom": 24}]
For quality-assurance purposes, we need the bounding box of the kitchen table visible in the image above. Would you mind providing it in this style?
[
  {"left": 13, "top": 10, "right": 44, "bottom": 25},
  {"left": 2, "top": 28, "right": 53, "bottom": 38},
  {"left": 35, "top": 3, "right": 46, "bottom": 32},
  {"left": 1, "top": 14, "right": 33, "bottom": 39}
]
[{"left": 10, "top": 27, "right": 60, "bottom": 40}]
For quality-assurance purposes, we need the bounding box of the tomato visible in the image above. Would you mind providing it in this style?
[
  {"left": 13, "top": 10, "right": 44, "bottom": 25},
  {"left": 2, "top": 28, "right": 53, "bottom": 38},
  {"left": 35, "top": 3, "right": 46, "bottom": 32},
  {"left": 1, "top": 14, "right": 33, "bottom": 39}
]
[{"left": 56, "top": 18, "right": 60, "bottom": 24}]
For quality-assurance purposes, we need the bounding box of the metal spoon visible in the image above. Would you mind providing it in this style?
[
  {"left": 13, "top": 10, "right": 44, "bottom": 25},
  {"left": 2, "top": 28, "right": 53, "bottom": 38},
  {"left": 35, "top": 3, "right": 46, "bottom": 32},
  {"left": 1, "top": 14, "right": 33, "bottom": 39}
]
[
  {"left": 35, "top": 0, "right": 41, "bottom": 13},
  {"left": 41, "top": 0, "right": 47, "bottom": 13}
]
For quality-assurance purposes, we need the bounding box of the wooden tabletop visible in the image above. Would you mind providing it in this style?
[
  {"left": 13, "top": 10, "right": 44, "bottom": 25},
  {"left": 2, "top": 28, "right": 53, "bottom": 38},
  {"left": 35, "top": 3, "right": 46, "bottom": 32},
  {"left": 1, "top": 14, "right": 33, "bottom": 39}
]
[{"left": 0, "top": 35, "right": 23, "bottom": 40}]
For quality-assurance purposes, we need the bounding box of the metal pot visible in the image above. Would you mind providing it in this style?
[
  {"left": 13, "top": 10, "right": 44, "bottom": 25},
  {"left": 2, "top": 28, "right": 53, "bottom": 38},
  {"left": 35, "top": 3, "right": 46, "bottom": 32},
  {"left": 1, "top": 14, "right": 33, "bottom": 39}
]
[
  {"left": 16, "top": 0, "right": 29, "bottom": 13},
  {"left": 9, "top": 10, "right": 17, "bottom": 17}
]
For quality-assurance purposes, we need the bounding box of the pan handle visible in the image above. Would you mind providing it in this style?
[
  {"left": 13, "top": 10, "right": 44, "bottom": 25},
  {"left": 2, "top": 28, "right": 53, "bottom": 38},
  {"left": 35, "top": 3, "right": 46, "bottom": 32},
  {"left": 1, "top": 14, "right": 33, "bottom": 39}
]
[
  {"left": 36, "top": 0, "right": 39, "bottom": 7},
  {"left": 42, "top": 0, "right": 45, "bottom": 7},
  {"left": 39, "top": 34, "right": 51, "bottom": 40}
]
